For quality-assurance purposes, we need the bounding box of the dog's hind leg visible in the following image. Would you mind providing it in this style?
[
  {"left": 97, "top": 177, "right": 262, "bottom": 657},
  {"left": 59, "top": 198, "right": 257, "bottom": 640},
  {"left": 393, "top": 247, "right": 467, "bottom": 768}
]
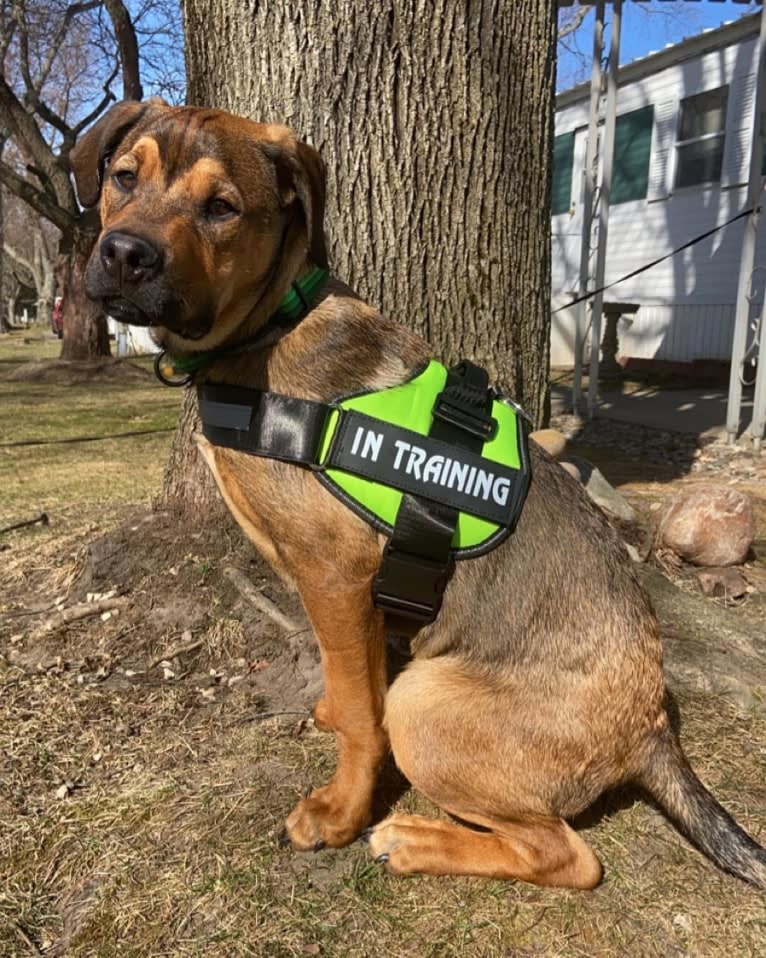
[
  {"left": 371, "top": 656, "right": 604, "bottom": 888},
  {"left": 284, "top": 577, "right": 389, "bottom": 850}
]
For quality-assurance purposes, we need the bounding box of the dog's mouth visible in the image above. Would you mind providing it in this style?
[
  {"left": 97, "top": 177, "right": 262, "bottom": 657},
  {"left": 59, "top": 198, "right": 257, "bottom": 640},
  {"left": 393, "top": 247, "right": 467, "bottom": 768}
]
[
  {"left": 103, "top": 294, "right": 211, "bottom": 341},
  {"left": 105, "top": 296, "right": 150, "bottom": 326}
]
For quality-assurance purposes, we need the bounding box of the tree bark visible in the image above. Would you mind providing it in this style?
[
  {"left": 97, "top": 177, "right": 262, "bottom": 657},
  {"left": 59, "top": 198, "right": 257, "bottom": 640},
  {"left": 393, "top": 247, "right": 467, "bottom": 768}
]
[
  {"left": 58, "top": 223, "right": 110, "bottom": 360},
  {"left": 170, "top": 0, "right": 555, "bottom": 514}
]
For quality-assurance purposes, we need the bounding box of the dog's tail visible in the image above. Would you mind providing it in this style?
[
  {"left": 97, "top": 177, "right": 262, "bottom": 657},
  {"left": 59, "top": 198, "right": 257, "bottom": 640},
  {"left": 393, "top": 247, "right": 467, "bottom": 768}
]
[{"left": 638, "top": 729, "right": 766, "bottom": 889}]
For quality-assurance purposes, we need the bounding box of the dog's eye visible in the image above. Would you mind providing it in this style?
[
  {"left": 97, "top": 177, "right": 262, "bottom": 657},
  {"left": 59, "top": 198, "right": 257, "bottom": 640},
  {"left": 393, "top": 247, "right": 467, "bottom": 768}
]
[
  {"left": 113, "top": 169, "right": 137, "bottom": 192},
  {"left": 207, "top": 198, "right": 238, "bottom": 221}
]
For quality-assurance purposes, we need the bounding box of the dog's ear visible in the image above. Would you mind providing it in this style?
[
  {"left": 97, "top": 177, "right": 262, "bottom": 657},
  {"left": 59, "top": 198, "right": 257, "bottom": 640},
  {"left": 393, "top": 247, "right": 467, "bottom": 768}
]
[
  {"left": 294, "top": 141, "right": 328, "bottom": 268},
  {"left": 265, "top": 139, "right": 328, "bottom": 269},
  {"left": 70, "top": 98, "right": 165, "bottom": 208}
]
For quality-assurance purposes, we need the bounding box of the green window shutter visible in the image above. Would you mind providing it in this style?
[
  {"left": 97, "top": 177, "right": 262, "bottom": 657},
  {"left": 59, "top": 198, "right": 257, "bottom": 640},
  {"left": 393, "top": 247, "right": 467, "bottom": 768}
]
[
  {"left": 552, "top": 132, "right": 575, "bottom": 215},
  {"left": 611, "top": 105, "right": 654, "bottom": 205}
]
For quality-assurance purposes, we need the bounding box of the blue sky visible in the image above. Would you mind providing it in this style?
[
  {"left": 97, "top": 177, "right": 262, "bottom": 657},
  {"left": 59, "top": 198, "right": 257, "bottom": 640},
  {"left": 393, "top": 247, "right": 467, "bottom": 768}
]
[{"left": 557, "top": 1, "right": 762, "bottom": 91}]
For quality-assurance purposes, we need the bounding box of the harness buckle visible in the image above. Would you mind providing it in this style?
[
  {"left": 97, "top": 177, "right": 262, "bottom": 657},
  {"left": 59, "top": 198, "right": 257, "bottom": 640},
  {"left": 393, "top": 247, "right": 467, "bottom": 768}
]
[
  {"left": 372, "top": 544, "right": 454, "bottom": 624},
  {"left": 432, "top": 394, "right": 497, "bottom": 441}
]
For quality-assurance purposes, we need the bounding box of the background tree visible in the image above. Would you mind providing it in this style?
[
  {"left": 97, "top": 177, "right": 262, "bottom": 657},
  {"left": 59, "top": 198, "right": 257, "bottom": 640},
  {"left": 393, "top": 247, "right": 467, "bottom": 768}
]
[
  {"left": 163, "top": 0, "right": 556, "bottom": 512},
  {"left": 3, "top": 194, "right": 57, "bottom": 322},
  {"left": 0, "top": 0, "right": 183, "bottom": 358},
  {"left": 0, "top": 134, "right": 7, "bottom": 333}
]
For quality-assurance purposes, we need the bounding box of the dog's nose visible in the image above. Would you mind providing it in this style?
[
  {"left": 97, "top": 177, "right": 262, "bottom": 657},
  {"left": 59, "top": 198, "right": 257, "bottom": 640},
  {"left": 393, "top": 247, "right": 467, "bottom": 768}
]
[{"left": 100, "top": 231, "right": 162, "bottom": 284}]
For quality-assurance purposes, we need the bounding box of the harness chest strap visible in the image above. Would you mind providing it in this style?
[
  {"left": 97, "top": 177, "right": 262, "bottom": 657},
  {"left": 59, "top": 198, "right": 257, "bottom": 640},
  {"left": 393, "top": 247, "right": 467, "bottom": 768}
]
[{"left": 197, "top": 360, "right": 531, "bottom": 631}]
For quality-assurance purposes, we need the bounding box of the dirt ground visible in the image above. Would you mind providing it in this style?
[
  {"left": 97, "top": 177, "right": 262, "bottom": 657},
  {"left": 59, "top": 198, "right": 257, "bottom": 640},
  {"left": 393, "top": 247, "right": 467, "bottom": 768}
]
[{"left": 1, "top": 343, "right": 765, "bottom": 957}]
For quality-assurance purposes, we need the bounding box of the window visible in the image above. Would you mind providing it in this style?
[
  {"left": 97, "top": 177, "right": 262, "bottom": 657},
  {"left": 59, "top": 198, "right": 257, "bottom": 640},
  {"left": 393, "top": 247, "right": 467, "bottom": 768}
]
[
  {"left": 610, "top": 105, "right": 654, "bottom": 205},
  {"left": 675, "top": 86, "right": 728, "bottom": 188},
  {"left": 552, "top": 132, "right": 575, "bottom": 215}
]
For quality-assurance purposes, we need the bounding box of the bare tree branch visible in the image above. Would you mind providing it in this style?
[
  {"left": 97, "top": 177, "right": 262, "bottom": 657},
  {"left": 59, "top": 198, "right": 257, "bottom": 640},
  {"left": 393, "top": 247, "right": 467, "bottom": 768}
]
[
  {"left": 4, "top": 238, "right": 34, "bottom": 276},
  {"left": 558, "top": 7, "right": 591, "bottom": 42},
  {"left": 71, "top": 65, "right": 120, "bottom": 139},
  {"left": 23, "top": 1, "right": 101, "bottom": 94},
  {"left": 0, "top": 157, "right": 74, "bottom": 232},
  {"left": 0, "top": 73, "right": 75, "bottom": 208},
  {"left": 104, "top": 0, "right": 143, "bottom": 99}
]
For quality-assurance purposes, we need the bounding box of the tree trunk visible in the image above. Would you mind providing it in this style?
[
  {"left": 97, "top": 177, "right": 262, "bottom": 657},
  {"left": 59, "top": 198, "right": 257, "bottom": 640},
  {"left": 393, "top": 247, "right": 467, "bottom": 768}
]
[
  {"left": 182, "top": 0, "right": 554, "bottom": 424},
  {"left": 157, "top": 387, "right": 225, "bottom": 517},
  {"left": 58, "top": 223, "right": 111, "bottom": 360},
  {"left": 171, "top": 0, "right": 555, "bottom": 514},
  {"left": 35, "top": 227, "right": 56, "bottom": 326}
]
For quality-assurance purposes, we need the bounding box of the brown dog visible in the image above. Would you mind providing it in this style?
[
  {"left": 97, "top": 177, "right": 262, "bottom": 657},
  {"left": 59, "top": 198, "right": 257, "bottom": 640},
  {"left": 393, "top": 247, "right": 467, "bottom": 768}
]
[{"left": 71, "top": 100, "right": 766, "bottom": 889}]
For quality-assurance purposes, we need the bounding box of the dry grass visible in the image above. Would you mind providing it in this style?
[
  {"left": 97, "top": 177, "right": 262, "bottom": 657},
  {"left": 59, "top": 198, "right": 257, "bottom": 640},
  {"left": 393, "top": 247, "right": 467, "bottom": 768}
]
[
  {"left": 1, "top": 677, "right": 764, "bottom": 957},
  {"left": 1, "top": 336, "right": 765, "bottom": 957}
]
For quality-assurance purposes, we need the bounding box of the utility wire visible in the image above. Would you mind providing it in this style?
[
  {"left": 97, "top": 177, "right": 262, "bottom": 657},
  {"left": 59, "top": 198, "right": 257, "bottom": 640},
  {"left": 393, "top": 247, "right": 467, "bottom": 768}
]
[
  {"left": 553, "top": 205, "right": 757, "bottom": 313},
  {"left": 1, "top": 427, "right": 174, "bottom": 448}
]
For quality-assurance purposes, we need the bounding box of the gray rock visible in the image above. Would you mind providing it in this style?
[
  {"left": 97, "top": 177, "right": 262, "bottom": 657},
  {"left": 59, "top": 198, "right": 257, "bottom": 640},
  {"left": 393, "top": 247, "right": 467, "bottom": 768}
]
[{"left": 561, "top": 454, "right": 636, "bottom": 522}]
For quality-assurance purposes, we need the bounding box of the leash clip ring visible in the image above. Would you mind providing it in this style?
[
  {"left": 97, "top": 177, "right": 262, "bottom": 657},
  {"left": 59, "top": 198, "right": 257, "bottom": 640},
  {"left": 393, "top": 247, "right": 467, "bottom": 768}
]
[{"left": 154, "top": 350, "right": 193, "bottom": 387}]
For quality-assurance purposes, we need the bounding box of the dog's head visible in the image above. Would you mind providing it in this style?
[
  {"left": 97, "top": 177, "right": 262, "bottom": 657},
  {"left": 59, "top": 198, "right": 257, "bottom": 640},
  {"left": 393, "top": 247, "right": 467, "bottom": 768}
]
[{"left": 71, "top": 99, "right": 327, "bottom": 349}]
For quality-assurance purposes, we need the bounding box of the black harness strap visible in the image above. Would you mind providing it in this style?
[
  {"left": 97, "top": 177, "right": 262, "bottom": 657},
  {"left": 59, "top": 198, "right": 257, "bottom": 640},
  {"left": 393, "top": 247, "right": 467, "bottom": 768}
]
[
  {"left": 372, "top": 361, "right": 495, "bottom": 635},
  {"left": 198, "top": 384, "right": 330, "bottom": 465}
]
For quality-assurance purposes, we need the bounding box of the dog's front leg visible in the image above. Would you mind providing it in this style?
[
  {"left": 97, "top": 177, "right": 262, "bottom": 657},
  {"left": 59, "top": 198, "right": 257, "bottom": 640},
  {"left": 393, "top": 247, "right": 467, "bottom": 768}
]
[{"left": 285, "top": 578, "right": 388, "bottom": 849}]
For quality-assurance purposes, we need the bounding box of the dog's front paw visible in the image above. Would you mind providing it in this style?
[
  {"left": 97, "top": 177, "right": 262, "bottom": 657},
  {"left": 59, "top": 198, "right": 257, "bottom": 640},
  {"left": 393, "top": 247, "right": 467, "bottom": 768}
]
[{"left": 283, "top": 785, "right": 369, "bottom": 850}]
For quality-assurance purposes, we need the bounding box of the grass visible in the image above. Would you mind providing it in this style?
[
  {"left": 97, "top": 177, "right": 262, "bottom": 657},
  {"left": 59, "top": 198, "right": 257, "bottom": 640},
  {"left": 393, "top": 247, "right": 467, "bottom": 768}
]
[
  {"left": 0, "top": 330, "right": 181, "bottom": 526},
  {"left": 1, "top": 331, "right": 765, "bottom": 957},
  {"left": 0, "top": 329, "right": 60, "bottom": 363}
]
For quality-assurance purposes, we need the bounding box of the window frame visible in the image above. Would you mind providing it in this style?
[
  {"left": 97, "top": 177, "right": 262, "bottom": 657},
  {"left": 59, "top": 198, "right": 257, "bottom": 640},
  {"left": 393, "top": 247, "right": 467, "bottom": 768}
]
[{"left": 674, "top": 85, "right": 729, "bottom": 190}]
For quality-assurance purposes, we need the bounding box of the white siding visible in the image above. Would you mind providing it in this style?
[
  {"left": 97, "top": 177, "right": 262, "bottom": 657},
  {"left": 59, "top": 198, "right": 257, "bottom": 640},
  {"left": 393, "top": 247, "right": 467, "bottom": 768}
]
[
  {"left": 618, "top": 304, "right": 735, "bottom": 361},
  {"left": 552, "top": 27, "right": 766, "bottom": 365},
  {"left": 107, "top": 318, "right": 158, "bottom": 355}
]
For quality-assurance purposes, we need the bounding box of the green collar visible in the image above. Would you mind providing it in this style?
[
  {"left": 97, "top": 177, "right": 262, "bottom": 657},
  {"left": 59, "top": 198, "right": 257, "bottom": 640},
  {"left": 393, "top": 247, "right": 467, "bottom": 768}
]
[{"left": 155, "top": 265, "right": 329, "bottom": 385}]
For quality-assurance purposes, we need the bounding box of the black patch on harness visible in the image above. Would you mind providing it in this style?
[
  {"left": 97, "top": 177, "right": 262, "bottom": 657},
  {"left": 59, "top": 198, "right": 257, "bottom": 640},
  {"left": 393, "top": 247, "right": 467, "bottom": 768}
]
[{"left": 325, "top": 410, "right": 527, "bottom": 526}]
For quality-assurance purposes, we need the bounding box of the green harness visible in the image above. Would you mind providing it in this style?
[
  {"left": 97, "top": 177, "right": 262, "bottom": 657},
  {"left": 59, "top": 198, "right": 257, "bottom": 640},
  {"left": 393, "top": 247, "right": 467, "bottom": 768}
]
[
  {"left": 315, "top": 360, "right": 529, "bottom": 557},
  {"left": 196, "top": 358, "right": 531, "bottom": 631}
]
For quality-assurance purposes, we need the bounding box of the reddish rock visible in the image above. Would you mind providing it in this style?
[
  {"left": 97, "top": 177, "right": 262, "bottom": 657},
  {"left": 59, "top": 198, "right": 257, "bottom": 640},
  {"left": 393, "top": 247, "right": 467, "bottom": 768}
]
[
  {"left": 658, "top": 485, "right": 755, "bottom": 567},
  {"left": 530, "top": 428, "right": 566, "bottom": 459}
]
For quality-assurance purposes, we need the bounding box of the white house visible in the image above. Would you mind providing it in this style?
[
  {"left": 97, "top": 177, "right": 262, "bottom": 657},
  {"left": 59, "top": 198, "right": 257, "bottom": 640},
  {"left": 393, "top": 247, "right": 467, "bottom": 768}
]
[
  {"left": 107, "top": 317, "right": 157, "bottom": 356},
  {"left": 551, "top": 12, "right": 766, "bottom": 370}
]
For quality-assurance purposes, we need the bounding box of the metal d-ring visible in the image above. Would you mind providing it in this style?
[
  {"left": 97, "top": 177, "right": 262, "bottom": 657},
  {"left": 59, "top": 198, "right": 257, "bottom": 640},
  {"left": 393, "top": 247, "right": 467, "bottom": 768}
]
[{"left": 154, "top": 349, "right": 193, "bottom": 387}]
